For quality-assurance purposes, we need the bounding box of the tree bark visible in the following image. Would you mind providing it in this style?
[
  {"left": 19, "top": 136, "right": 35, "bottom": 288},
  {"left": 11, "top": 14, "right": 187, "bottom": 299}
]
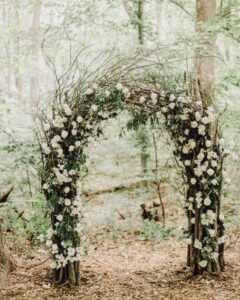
[
  {"left": 156, "top": 0, "right": 161, "bottom": 43},
  {"left": 191, "top": 0, "right": 225, "bottom": 275},
  {"left": 29, "top": 0, "right": 42, "bottom": 108},
  {"left": 195, "top": 0, "right": 216, "bottom": 104},
  {"left": 0, "top": 187, "right": 15, "bottom": 273}
]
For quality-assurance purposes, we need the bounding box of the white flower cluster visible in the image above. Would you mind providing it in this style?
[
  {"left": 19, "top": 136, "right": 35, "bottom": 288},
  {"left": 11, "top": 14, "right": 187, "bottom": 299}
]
[{"left": 45, "top": 194, "right": 84, "bottom": 269}]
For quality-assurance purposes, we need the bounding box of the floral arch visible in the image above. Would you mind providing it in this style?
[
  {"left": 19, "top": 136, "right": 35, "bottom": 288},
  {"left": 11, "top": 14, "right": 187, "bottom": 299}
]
[{"left": 37, "top": 71, "right": 225, "bottom": 285}]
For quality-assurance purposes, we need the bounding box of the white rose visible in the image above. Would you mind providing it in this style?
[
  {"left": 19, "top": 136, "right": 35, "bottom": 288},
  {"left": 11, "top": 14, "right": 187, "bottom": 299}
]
[
  {"left": 43, "top": 123, "right": 50, "bottom": 131},
  {"left": 71, "top": 129, "right": 77, "bottom": 136},
  {"left": 198, "top": 125, "right": 205, "bottom": 135},
  {"left": 206, "top": 140, "right": 212, "bottom": 147},
  {"left": 161, "top": 107, "right": 168, "bottom": 113},
  {"left": 64, "top": 199, "right": 71, "bottom": 206},
  {"left": 195, "top": 111, "right": 201, "bottom": 121},
  {"left": 44, "top": 147, "right": 51, "bottom": 155},
  {"left": 56, "top": 214, "right": 63, "bottom": 222},
  {"left": 211, "top": 179, "right": 218, "bottom": 185},
  {"left": 63, "top": 104, "right": 72, "bottom": 116},
  {"left": 207, "top": 168, "right": 214, "bottom": 176},
  {"left": 191, "top": 121, "right": 198, "bottom": 128},
  {"left": 64, "top": 187, "right": 70, "bottom": 194},
  {"left": 189, "top": 140, "right": 196, "bottom": 149},
  {"left": 191, "top": 178, "right": 196, "bottom": 185},
  {"left": 61, "top": 130, "right": 68, "bottom": 139},
  {"left": 201, "top": 116, "right": 209, "bottom": 124},
  {"left": 199, "top": 260, "right": 207, "bottom": 268},
  {"left": 211, "top": 160, "right": 217, "bottom": 168},
  {"left": 204, "top": 197, "right": 211, "bottom": 206},
  {"left": 194, "top": 239, "right": 202, "bottom": 249},
  {"left": 182, "top": 146, "right": 189, "bottom": 154},
  {"left": 197, "top": 152, "right": 205, "bottom": 161},
  {"left": 91, "top": 104, "right": 98, "bottom": 112},
  {"left": 105, "top": 90, "right": 110, "bottom": 97},
  {"left": 57, "top": 149, "right": 63, "bottom": 157},
  {"left": 75, "top": 141, "right": 81, "bottom": 147},
  {"left": 86, "top": 88, "right": 93, "bottom": 95},
  {"left": 69, "top": 146, "right": 74, "bottom": 152},
  {"left": 139, "top": 96, "right": 145, "bottom": 103},
  {"left": 77, "top": 116, "right": 83, "bottom": 123},
  {"left": 43, "top": 183, "right": 49, "bottom": 190}
]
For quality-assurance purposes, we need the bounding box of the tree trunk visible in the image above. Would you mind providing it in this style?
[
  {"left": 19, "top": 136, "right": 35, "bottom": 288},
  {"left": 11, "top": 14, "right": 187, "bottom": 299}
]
[
  {"left": 195, "top": 0, "right": 216, "bottom": 103},
  {"left": 190, "top": 0, "right": 225, "bottom": 275},
  {"left": 137, "top": 0, "right": 144, "bottom": 45},
  {"left": 0, "top": 224, "right": 15, "bottom": 273},
  {"left": 156, "top": 0, "right": 161, "bottom": 43},
  {"left": 0, "top": 187, "right": 15, "bottom": 273},
  {"left": 13, "top": 0, "right": 23, "bottom": 108},
  {"left": 53, "top": 261, "right": 80, "bottom": 286},
  {"left": 136, "top": 0, "right": 149, "bottom": 188},
  {"left": 29, "top": 0, "right": 42, "bottom": 108}
]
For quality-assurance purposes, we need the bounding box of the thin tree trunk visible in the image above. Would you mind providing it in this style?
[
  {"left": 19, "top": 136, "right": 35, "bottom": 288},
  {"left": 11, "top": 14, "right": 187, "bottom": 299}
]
[
  {"left": 156, "top": 0, "right": 161, "bottom": 43},
  {"left": 137, "top": 0, "right": 144, "bottom": 45},
  {"left": 29, "top": 0, "right": 42, "bottom": 108},
  {"left": 0, "top": 187, "right": 16, "bottom": 273},
  {"left": 195, "top": 0, "right": 216, "bottom": 104},
  {"left": 13, "top": 0, "right": 23, "bottom": 108},
  {"left": 136, "top": 0, "right": 149, "bottom": 188}
]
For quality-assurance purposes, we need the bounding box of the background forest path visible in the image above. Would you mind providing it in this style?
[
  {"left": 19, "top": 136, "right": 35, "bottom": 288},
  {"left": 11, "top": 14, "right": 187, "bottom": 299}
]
[{"left": 0, "top": 237, "right": 239, "bottom": 300}]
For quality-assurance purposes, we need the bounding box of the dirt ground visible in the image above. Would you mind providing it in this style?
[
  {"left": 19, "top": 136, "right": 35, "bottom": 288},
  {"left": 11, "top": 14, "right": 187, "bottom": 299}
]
[{"left": 0, "top": 236, "right": 240, "bottom": 300}]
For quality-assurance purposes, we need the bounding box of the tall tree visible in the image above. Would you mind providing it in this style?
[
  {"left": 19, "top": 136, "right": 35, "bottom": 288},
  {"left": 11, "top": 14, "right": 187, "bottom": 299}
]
[
  {"left": 188, "top": 0, "right": 225, "bottom": 275},
  {"left": 0, "top": 187, "right": 15, "bottom": 273},
  {"left": 13, "top": 0, "right": 23, "bottom": 108},
  {"left": 29, "top": 0, "right": 42, "bottom": 108},
  {"left": 195, "top": 0, "right": 216, "bottom": 104}
]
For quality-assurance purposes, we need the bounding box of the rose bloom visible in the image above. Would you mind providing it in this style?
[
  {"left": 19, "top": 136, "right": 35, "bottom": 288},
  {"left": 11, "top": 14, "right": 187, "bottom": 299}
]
[
  {"left": 91, "top": 104, "right": 98, "bottom": 112},
  {"left": 64, "top": 199, "right": 71, "bottom": 206}
]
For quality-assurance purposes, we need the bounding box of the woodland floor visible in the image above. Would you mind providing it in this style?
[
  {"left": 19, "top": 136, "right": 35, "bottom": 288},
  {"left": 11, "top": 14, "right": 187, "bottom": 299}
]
[{"left": 0, "top": 232, "right": 240, "bottom": 300}]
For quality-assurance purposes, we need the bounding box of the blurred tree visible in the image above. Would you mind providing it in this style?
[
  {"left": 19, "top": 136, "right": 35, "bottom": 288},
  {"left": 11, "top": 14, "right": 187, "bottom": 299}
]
[
  {"left": 0, "top": 186, "right": 15, "bottom": 273},
  {"left": 29, "top": 0, "right": 42, "bottom": 108},
  {"left": 190, "top": 0, "right": 225, "bottom": 275}
]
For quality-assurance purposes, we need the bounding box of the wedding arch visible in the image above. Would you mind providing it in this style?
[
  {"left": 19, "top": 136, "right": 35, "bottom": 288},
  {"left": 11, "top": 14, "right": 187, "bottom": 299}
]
[{"left": 37, "top": 61, "right": 225, "bottom": 285}]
